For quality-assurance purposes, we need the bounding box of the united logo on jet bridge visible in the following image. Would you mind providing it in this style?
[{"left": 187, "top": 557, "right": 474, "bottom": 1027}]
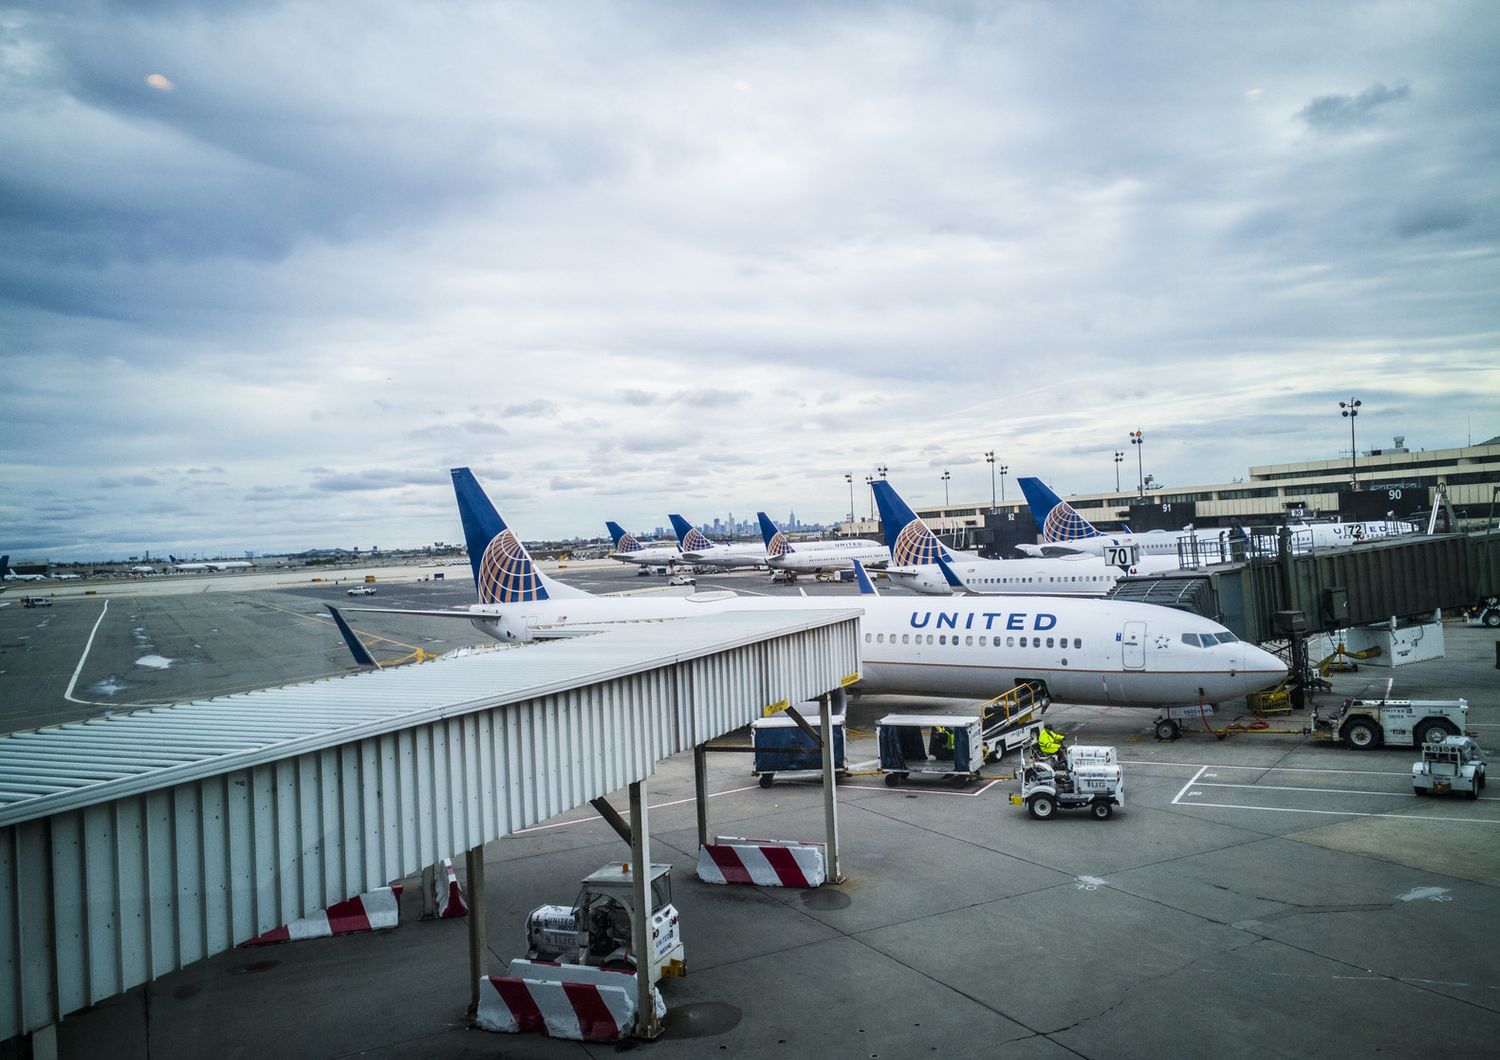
[{"left": 910, "top": 610, "right": 1059, "bottom": 631}]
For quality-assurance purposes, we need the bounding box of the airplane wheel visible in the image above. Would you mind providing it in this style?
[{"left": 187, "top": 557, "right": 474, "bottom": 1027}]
[{"left": 1155, "top": 719, "right": 1180, "bottom": 742}]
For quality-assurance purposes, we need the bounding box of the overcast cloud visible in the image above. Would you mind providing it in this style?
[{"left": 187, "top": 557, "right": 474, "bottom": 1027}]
[{"left": 2, "top": 1, "right": 1497, "bottom": 558}]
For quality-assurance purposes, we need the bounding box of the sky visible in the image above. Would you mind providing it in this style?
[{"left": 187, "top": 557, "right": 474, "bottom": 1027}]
[{"left": 3, "top": 1, "right": 1498, "bottom": 560}]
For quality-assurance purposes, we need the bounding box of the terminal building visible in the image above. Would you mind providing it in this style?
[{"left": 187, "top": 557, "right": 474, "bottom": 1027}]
[{"left": 844, "top": 439, "right": 1500, "bottom": 558}]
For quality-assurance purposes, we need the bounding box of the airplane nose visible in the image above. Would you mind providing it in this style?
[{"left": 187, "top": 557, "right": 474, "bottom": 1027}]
[{"left": 1246, "top": 643, "right": 1287, "bottom": 679}]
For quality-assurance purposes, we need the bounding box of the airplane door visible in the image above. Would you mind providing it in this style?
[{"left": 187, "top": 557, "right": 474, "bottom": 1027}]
[{"left": 1121, "top": 621, "right": 1146, "bottom": 670}]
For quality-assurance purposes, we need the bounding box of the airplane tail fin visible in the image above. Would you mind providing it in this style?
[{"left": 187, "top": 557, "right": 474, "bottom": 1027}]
[
  {"left": 851, "top": 558, "right": 878, "bottom": 595},
  {"left": 0, "top": 555, "right": 9, "bottom": 579},
  {"left": 871, "top": 480, "right": 951, "bottom": 565},
  {"left": 1017, "top": 477, "right": 1101, "bottom": 543},
  {"left": 605, "top": 521, "right": 643, "bottom": 553},
  {"left": 757, "top": 512, "right": 792, "bottom": 558},
  {"left": 451, "top": 468, "right": 591, "bottom": 603},
  {"left": 669, "top": 514, "right": 714, "bottom": 554}
]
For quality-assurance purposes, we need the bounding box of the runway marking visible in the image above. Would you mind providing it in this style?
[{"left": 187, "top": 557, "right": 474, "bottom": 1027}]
[
  {"left": 1171, "top": 764, "right": 1209, "bottom": 805},
  {"left": 63, "top": 600, "right": 110, "bottom": 705},
  {"left": 1123, "top": 759, "right": 1413, "bottom": 778},
  {"left": 1194, "top": 781, "right": 1414, "bottom": 798},
  {"left": 249, "top": 596, "right": 429, "bottom": 654}
]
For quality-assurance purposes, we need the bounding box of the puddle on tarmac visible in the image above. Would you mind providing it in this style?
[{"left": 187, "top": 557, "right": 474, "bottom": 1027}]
[
  {"left": 663, "top": 1002, "right": 742, "bottom": 1038},
  {"left": 801, "top": 888, "right": 853, "bottom": 911}
]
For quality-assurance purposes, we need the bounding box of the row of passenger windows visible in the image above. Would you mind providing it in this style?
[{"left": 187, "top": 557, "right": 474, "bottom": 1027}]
[
  {"left": 1182, "top": 632, "right": 1238, "bottom": 647},
  {"left": 865, "top": 632, "right": 1084, "bottom": 649},
  {"left": 974, "top": 575, "right": 1112, "bottom": 584}
]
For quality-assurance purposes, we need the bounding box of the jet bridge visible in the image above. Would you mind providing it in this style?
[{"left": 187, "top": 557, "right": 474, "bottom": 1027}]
[
  {"left": 0, "top": 609, "right": 860, "bottom": 1050},
  {"left": 1109, "top": 529, "right": 1500, "bottom": 644}
]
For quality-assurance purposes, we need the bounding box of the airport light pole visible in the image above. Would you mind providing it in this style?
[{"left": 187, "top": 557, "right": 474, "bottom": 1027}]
[
  {"left": 1114, "top": 451, "right": 1123, "bottom": 492},
  {"left": 1340, "top": 398, "right": 1362, "bottom": 489},
  {"left": 1129, "top": 430, "right": 1145, "bottom": 498},
  {"left": 985, "top": 451, "right": 996, "bottom": 510},
  {"left": 865, "top": 475, "right": 875, "bottom": 520},
  {"left": 999, "top": 463, "right": 1008, "bottom": 503},
  {"left": 845, "top": 473, "right": 854, "bottom": 527},
  {"left": 877, "top": 465, "right": 888, "bottom": 479},
  {"left": 942, "top": 469, "right": 951, "bottom": 507}
]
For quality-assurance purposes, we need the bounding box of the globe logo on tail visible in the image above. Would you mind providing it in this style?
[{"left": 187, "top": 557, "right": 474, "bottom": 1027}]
[
  {"left": 477, "top": 530, "right": 548, "bottom": 603},
  {"left": 684, "top": 528, "right": 714, "bottom": 552},
  {"left": 616, "top": 532, "right": 643, "bottom": 553},
  {"left": 767, "top": 530, "right": 791, "bottom": 558},
  {"left": 891, "top": 521, "right": 947, "bottom": 566},
  {"left": 1042, "top": 503, "right": 1096, "bottom": 542}
]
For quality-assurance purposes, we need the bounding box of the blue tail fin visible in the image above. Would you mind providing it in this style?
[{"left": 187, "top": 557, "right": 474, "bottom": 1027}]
[
  {"left": 1017, "top": 477, "right": 1101, "bottom": 542},
  {"left": 871, "top": 481, "right": 951, "bottom": 565},
  {"left": 451, "top": 467, "right": 589, "bottom": 603},
  {"left": 851, "top": 558, "right": 878, "bottom": 595},
  {"left": 934, "top": 554, "right": 966, "bottom": 590},
  {"left": 669, "top": 514, "right": 714, "bottom": 554},
  {"left": 0, "top": 555, "right": 9, "bottom": 579},
  {"left": 605, "top": 521, "right": 642, "bottom": 553},
  {"left": 757, "top": 512, "right": 791, "bottom": 557}
]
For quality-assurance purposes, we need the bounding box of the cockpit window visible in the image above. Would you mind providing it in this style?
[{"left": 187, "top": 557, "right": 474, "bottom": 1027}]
[
  {"left": 1182, "top": 633, "right": 1203, "bottom": 647},
  {"left": 1213, "top": 631, "right": 1238, "bottom": 644}
]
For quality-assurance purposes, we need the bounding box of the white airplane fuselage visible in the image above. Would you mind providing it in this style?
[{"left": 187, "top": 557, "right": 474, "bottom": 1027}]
[
  {"left": 889, "top": 554, "right": 1184, "bottom": 596},
  {"left": 681, "top": 543, "right": 768, "bottom": 569},
  {"left": 770, "top": 540, "right": 890, "bottom": 574},
  {"left": 459, "top": 593, "right": 1284, "bottom": 707}
]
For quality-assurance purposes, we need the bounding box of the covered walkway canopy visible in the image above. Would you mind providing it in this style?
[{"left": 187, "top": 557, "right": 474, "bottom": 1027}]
[{"left": 1, "top": 608, "right": 861, "bottom": 1044}]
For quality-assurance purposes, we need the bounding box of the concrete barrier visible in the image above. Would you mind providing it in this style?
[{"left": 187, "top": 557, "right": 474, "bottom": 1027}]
[
  {"left": 475, "top": 961, "right": 658, "bottom": 1042},
  {"left": 434, "top": 858, "right": 467, "bottom": 918},
  {"left": 697, "top": 836, "right": 827, "bottom": 887},
  {"left": 242, "top": 885, "right": 402, "bottom": 946}
]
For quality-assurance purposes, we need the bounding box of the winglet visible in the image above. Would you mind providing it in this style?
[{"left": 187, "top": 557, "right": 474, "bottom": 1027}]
[
  {"left": 851, "top": 558, "right": 878, "bottom": 595},
  {"left": 327, "top": 605, "right": 381, "bottom": 668},
  {"left": 933, "top": 554, "right": 966, "bottom": 591}
]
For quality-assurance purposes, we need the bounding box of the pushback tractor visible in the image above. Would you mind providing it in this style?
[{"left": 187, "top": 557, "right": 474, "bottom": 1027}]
[{"left": 1012, "top": 744, "right": 1124, "bottom": 820}]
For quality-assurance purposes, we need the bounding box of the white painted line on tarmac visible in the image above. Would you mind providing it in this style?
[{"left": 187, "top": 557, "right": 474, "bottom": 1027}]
[
  {"left": 840, "top": 777, "right": 1008, "bottom": 798},
  {"left": 1126, "top": 759, "right": 1412, "bottom": 778},
  {"left": 1173, "top": 800, "right": 1500, "bottom": 825},
  {"left": 1194, "top": 781, "right": 1412, "bottom": 798},
  {"left": 1170, "top": 764, "right": 1208, "bottom": 805},
  {"left": 62, "top": 600, "right": 109, "bottom": 705}
]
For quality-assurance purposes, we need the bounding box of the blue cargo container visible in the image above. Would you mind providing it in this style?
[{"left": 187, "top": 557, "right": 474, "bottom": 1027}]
[{"left": 751, "top": 710, "right": 847, "bottom": 788}]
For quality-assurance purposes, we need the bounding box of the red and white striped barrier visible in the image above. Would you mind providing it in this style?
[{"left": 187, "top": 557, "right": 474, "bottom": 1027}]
[
  {"left": 475, "top": 961, "right": 661, "bottom": 1042},
  {"left": 242, "top": 885, "right": 402, "bottom": 946},
  {"left": 697, "top": 836, "right": 827, "bottom": 888},
  {"left": 434, "top": 858, "right": 467, "bottom": 918}
]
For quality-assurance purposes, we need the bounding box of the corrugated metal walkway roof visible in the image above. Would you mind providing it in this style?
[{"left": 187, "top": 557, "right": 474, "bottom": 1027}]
[{"left": 0, "top": 609, "right": 859, "bottom": 827}]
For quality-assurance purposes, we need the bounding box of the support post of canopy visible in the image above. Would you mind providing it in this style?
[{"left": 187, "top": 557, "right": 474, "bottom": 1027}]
[
  {"left": 629, "top": 780, "right": 664, "bottom": 1039},
  {"left": 421, "top": 865, "right": 437, "bottom": 918},
  {"left": 693, "top": 744, "right": 709, "bottom": 851},
  {"left": 465, "top": 845, "right": 487, "bottom": 1021},
  {"left": 26, "top": 1023, "right": 57, "bottom": 1060},
  {"left": 590, "top": 797, "right": 633, "bottom": 845},
  {"left": 821, "top": 690, "right": 844, "bottom": 883}
]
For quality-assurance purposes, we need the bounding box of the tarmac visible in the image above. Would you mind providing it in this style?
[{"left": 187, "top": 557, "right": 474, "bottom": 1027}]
[{"left": 2, "top": 564, "right": 1498, "bottom": 1059}]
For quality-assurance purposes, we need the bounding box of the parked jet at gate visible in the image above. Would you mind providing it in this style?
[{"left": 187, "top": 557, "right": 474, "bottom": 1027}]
[
  {"left": 757, "top": 513, "right": 888, "bottom": 574},
  {"left": 604, "top": 522, "right": 683, "bottom": 567},
  {"left": 340, "top": 469, "right": 1286, "bottom": 709},
  {"left": 1016, "top": 477, "right": 1239, "bottom": 561},
  {"left": 670, "top": 514, "right": 767, "bottom": 570},
  {"left": 870, "top": 481, "right": 1180, "bottom": 596}
]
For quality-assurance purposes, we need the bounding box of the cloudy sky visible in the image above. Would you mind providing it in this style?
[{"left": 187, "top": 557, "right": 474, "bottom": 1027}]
[{"left": 3, "top": 1, "right": 1497, "bottom": 559}]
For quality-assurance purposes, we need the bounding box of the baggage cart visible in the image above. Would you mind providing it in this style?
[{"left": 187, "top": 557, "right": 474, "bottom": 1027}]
[
  {"left": 877, "top": 714, "right": 984, "bottom": 786},
  {"left": 752, "top": 710, "right": 846, "bottom": 788}
]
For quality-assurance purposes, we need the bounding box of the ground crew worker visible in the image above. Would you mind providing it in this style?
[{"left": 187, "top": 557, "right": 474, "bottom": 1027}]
[
  {"left": 1036, "top": 723, "right": 1065, "bottom": 758},
  {"left": 931, "top": 725, "right": 956, "bottom": 760}
]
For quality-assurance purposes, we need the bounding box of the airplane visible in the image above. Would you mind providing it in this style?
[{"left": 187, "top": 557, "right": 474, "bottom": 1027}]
[
  {"left": 670, "top": 514, "right": 767, "bottom": 570},
  {"left": 337, "top": 468, "right": 1287, "bottom": 709},
  {"left": 0, "top": 556, "right": 46, "bottom": 582},
  {"left": 1016, "top": 477, "right": 1241, "bottom": 561},
  {"left": 757, "top": 512, "right": 888, "bottom": 574},
  {"left": 870, "top": 481, "right": 1181, "bottom": 596},
  {"left": 169, "top": 555, "right": 254, "bottom": 572},
  {"left": 603, "top": 522, "right": 684, "bottom": 567},
  {"left": 1018, "top": 477, "right": 1417, "bottom": 558}
]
